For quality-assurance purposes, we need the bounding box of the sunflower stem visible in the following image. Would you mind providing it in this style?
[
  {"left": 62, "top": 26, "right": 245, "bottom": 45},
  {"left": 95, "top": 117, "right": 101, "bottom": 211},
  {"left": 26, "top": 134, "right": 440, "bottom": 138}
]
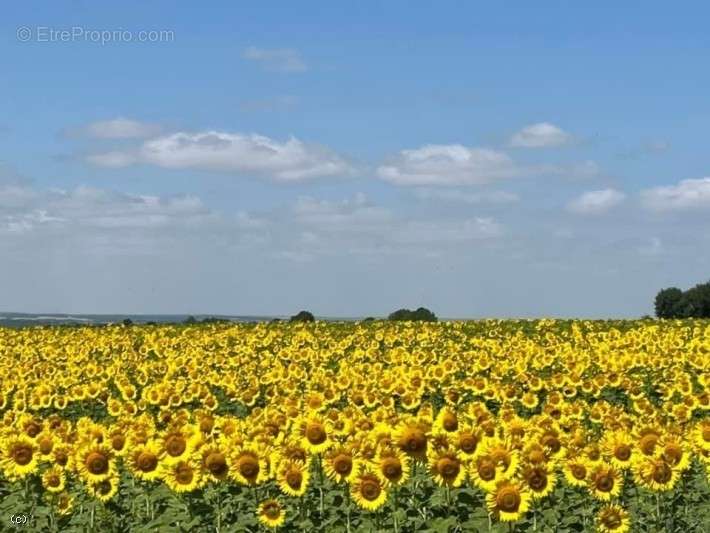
[
  {"left": 393, "top": 486, "right": 399, "bottom": 533},
  {"left": 317, "top": 455, "right": 325, "bottom": 518},
  {"left": 216, "top": 489, "right": 222, "bottom": 533},
  {"left": 345, "top": 486, "right": 352, "bottom": 533}
]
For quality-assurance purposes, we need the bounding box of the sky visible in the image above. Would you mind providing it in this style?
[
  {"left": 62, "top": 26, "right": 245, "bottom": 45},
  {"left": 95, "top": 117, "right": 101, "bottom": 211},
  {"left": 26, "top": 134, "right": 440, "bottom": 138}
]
[{"left": 1, "top": 2, "right": 710, "bottom": 318}]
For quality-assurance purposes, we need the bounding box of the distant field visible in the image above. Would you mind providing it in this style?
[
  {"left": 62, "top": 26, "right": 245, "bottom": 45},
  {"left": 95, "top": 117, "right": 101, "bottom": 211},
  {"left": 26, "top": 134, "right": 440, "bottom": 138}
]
[
  {"left": 0, "top": 320, "right": 709, "bottom": 532},
  {"left": 0, "top": 313, "right": 277, "bottom": 327}
]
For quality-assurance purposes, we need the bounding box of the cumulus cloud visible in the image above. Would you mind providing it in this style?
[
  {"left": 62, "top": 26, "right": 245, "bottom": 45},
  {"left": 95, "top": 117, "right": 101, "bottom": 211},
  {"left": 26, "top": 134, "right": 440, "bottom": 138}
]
[
  {"left": 293, "top": 193, "right": 392, "bottom": 229},
  {"left": 566, "top": 189, "right": 626, "bottom": 215},
  {"left": 640, "top": 177, "right": 710, "bottom": 211},
  {"left": 87, "top": 131, "right": 353, "bottom": 181},
  {"left": 414, "top": 188, "right": 519, "bottom": 204},
  {"left": 268, "top": 192, "right": 504, "bottom": 262},
  {"left": 377, "top": 144, "right": 519, "bottom": 186},
  {"left": 242, "top": 47, "right": 307, "bottom": 72},
  {"left": 71, "top": 118, "right": 162, "bottom": 139},
  {"left": 392, "top": 218, "right": 502, "bottom": 243},
  {"left": 509, "top": 122, "right": 572, "bottom": 148},
  {"left": 0, "top": 184, "right": 213, "bottom": 234}
]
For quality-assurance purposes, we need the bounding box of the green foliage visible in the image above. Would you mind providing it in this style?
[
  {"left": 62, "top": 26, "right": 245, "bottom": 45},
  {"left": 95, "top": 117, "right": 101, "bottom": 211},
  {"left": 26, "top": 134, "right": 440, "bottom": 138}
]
[
  {"left": 290, "top": 310, "right": 315, "bottom": 323},
  {"left": 656, "top": 282, "right": 710, "bottom": 318},
  {"left": 388, "top": 307, "right": 437, "bottom": 322}
]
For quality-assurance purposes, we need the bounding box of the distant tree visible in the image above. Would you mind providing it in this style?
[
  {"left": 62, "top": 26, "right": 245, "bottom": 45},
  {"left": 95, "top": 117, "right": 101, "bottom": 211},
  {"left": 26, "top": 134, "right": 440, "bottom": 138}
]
[
  {"left": 654, "top": 287, "right": 683, "bottom": 319},
  {"left": 290, "top": 310, "right": 315, "bottom": 323},
  {"left": 122, "top": 318, "right": 133, "bottom": 326},
  {"left": 184, "top": 315, "right": 198, "bottom": 324},
  {"left": 388, "top": 308, "right": 412, "bottom": 321},
  {"left": 677, "top": 282, "right": 710, "bottom": 318},
  {"left": 388, "top": 307, "right": 437, "bottom": 322},
  {"left": 362, "top": 317, "right": 376, "bottom": 322}
]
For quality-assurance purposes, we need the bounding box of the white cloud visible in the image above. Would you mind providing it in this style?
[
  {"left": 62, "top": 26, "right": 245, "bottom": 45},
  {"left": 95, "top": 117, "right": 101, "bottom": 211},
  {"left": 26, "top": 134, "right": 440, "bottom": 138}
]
[
  {"left": 270, "top": 193, "right": 503, "bottom": 262},
  {"left": 243, "top": 47, "right": 307, "bottom": 72},
  {"left": 392, "top": 218, "right": 502, "bottom": 243},
  {"left": 566, "top": 189, "right": 625, "bottom": 215},
  {"left": 293, "top": 193, "right": 392, "bottom": 229},
  {"left": 87, "top": 131, "right": 353, "bottom": 181},
  {"left": 377, "top": 144, "right": 519, "bottom": 186},
  {"left": 1, "top": 185, "right": 213, "bottom": 234},
  {"left": 641, "top": 177, "right": 710, "bottom": 211},
  {"left": 414, "top": 188, "right": 519, "bottom": 204},
  {"left": 510, "top": 122, "right": 572, "bottom": 148}
]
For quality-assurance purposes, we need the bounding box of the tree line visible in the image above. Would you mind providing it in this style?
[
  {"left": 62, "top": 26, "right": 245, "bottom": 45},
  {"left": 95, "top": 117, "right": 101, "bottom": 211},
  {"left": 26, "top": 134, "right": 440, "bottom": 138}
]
[{"left": 655, "top": 281, "right": 710, "bottom": 319}]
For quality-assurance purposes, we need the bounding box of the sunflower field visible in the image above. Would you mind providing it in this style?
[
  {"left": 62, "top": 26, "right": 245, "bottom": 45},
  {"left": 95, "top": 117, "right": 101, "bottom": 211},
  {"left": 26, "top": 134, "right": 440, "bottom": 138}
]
[{"left": 1, "top": 320, "right": 709, "bottom": 532}]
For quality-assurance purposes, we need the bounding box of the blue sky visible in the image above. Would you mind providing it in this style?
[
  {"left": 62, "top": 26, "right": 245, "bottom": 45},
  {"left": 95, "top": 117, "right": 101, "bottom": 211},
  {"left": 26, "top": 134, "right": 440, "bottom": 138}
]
[{"left": 1, "top": 2, "right": 710, "bottom": 317}]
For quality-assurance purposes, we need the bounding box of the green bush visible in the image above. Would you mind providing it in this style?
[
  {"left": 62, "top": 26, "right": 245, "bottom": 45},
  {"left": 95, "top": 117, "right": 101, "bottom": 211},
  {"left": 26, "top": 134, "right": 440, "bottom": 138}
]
[
  {"left": 388, "top": 307, "right": 437, "bottom": 322},
  {"left": 655, "top": 281, "right": 710, "bottom": 318},
  {"left": 290, "top": 310, "right": 315, "bottom": 322}
]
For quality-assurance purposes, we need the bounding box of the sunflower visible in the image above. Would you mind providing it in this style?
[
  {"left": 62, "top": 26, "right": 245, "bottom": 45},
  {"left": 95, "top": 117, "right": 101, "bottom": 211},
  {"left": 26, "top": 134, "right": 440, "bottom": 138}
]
[
  {"left": 41, "top": 465, "right": 66, "bottom": 493},
  {"left": 658, "top": 434, "right": 691, "bottom": 472},
  {"left": 200, "top": 446, "right": 230, "bottom": 482},
  {"left": 521, "top": 462, "right": 557, "bottom": 500},
  {"left": 601, "top": 431, "right": 635, "bottom": 470},
  {"left": 127, "top": 440, "right": 163, "bottom": 481},
  {"left": 75, "top": 443, "right": 115, "bottom": 483},
  {"left": 393, "top": 419, "right": 429, "bottom": 461},
  {"left": 276, "top": 459, "right": 310, "bottom": 497},
  {"left": 107, "top": 428, "right": 129, "bottom": 456},
  {"left": 55, "top": 492, "right": 74, "bottom": 516},
  {"left": 470, "top": 454, "right": 500, "bottom": 491},
  {"left": 428, "top": 448, "right": 466, "bottom": 487},
  {"left": 350, "top": 467, "right": 388, "bottom": 511},
  {"left": 323, "top": 446, "right": 359, "bottom": 483},
  {"left": 563, "top": 457, "right": 591, "bottom": 488},
  {"left": 691, "top": 420, "right": 710, "bottom": 451},
  {"left": 257, "top": 499, "right": 286, "bottom": 529},
  {"left": 452, "top": 425, "right": 483, "bottom": 460},
  {"left": 588, "top": 464, "right": 623, "bottom": 501},
  {"left": 295, "top": 413, "right": 332, "bottom": 454},
  {"left": 160, "top": 425, "right": 198, "bottom": 464},
  {"left": 160, "top": 459, "right": 202, "bottom": 493},
  {"left": 50, "top": 444, "right": 73, "bottom": 469},
  {"left": 88, "top": 474, "right": 120, "bottom": 503},
  {"left": 482, "top": 438, "right": 519, "bottom": 479},
  {"left": 522, "top": 441, "right": 551, "bottom": 466},
  {"left": 277, "top": 438, "right": 309, "bottom": 464},
  {"left": 633, "top": 457, "right": 679, "bottom": 492},
  {"left": 0, "top": 435, "right": 38, "bottom": 479},
  {"left": 432, "top": 406, "right": 459, "bottom": 435},
  {"left": 231, "top": 447, "right": 268, "bottom": 486},
  {"left": 538, "top": 428, "right": 565, "bottom": 460},
  {"left": 35, "top": 430, "right": 57, "bottom": 459},
  {"left": 486, "top": 479, "right": 531, "bottom": 523},
  {"left": 521, "top": 391, "right": 539, "bottom": 410},
  {"left": 635, "top": 426, "right": 662, "bottom": 457},
  {"left": 596, "top": 504, "right": 631, "bottom": 533}
]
